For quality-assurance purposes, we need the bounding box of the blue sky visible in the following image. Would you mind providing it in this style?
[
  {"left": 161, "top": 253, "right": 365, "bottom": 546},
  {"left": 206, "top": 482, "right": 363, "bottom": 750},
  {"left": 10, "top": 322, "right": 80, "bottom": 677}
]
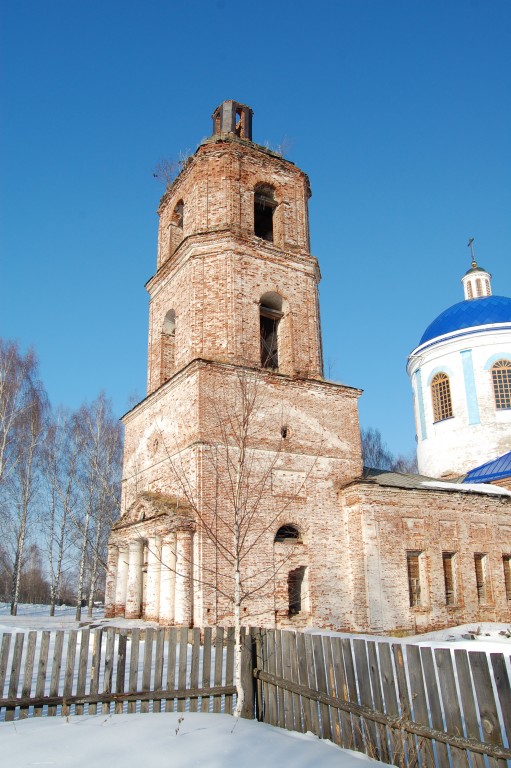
[{"left": 1, "top": 0, "right": 510, "bottom": 459}]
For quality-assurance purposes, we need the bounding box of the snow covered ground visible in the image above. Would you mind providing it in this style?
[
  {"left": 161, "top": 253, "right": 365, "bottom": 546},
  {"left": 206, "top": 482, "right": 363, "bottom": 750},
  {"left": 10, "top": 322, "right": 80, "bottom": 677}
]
[{"left": 1, "top": 711, "right": 380, "bottom": 767}]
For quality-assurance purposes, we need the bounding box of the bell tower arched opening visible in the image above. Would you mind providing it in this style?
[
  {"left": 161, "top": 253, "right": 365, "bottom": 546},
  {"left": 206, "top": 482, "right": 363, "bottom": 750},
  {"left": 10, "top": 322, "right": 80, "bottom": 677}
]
[
  {"left": 260, "top": 292, "right": 284, "bottom": 370},
  {"left": 254, "top": 184, "right": 276, "bottom": 242},
  {"left": 160, "top": 309, "right": 176, "bottom": 384}
]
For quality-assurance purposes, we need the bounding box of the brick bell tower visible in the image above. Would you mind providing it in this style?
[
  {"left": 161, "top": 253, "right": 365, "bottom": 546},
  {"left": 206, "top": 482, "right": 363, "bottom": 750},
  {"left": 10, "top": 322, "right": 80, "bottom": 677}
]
[{"left": 104, "top": 101, "right": 363, "bottom": 629}]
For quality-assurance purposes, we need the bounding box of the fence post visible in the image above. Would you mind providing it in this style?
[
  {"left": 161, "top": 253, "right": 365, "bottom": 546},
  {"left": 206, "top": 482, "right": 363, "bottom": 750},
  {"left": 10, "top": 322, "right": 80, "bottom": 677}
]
[{"left": 240, "top": 627, "right": 255, "bottom": 720}]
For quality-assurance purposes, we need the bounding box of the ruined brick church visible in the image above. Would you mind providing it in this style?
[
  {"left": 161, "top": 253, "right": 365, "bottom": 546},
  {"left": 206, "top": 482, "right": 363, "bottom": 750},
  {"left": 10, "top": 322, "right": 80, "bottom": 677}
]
[{"left": 105, "top": 101, "right": 511, "bottom": 634}]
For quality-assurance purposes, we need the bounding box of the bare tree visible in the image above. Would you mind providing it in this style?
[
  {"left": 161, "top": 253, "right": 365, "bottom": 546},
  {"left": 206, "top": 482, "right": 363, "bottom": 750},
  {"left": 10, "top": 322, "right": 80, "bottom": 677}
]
[
  {"left": 361, "top": 427, "right": 417, "bottom": 473},
  {"left": 153, "top": 151, "right": 192, "bottom": 188},
  {"left": 361, "top": 427, "right": 394, "bottom": 470},
  {"left": 41, "top": 408, "right": 81, "bottom": 615},
  {"left": 158, "top": 368, "right": 322, "bottom": 717},
  {"left": 0, "top": 339, "right": 42, "bottom": 485},
  {"left": 73, "top": 394, "right": 122, "bottom": 620},
  {"left": 7, "top": 385, "right": 46, "bottom": 614}
]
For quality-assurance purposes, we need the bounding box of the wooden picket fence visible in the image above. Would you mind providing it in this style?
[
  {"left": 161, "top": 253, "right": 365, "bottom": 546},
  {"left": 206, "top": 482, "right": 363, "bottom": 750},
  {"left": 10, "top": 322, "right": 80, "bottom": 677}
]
[
  {"left": 253, "top": 629, "right": 511, "bottom": 767},
  {"left": 1, "top": 625, "right": 511, "bottom": 767},
  {"left": 0, "top": 626, "right": 238, "bottom": 719}
]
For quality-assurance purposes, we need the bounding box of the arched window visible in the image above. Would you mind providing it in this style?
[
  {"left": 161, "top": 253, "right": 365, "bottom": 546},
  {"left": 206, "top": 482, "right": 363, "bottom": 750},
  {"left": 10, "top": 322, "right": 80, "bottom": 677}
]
[
  {"left": 260, "top": 292, "right": 284, "bottom": 370},
  {"left": 169, "top": 200, "right": 184, "bottom": 256},
  {"left": 466, "top": 282, "right": 473, "bottom": 299},
  {"left": 274, "top": 525, "right": 300, "bottom": 542},
  {"left": 491, "top": 360, "right": 511, "bottom": 409},
  {"left": 431, "top": 372, "right": 453, "bottom": 422},
  {"left": 160, "top": 309, "right": 176, "bottom": 384},
  {"left": 476, "top": 278, "right": 482, "bottom": 297},
  {"left": 254, "top": 184, "right": 276, "bottom": 241}
]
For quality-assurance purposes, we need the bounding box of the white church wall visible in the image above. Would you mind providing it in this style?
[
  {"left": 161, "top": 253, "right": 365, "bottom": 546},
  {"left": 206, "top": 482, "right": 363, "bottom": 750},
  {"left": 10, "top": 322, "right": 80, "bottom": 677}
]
[{"left": 409, "top": 324, "right": 511, "bottom": 477}]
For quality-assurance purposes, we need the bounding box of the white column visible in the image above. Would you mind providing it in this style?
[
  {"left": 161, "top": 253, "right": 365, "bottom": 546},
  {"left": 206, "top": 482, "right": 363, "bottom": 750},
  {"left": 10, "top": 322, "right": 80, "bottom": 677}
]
[
  {"left": 104, "top": 544, "right": 119, "bottom": 618},
  {"left": 114, "top": 544, "right": 129, "bottom": 617},
  {"left": 125, "top": 539, "right": 144, "bottom": 619},
  {"left": 159, "top": 534, "right": 176, "bottom": 624},
  {"left": 145, "top": 535, "right": 162, "bottom": 621},
  {"left": 174, "top": 530, "right": 193, "bottom": 627}
]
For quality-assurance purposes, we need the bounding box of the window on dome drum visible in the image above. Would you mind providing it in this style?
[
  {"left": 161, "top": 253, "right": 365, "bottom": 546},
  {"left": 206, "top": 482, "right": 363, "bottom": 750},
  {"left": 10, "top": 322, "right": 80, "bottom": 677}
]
[
  {"left": 442, "top": 552, "right": 457, "bottom": 606},
  {"left": 254, "top": 184, "right": 276, "bottom": 241},
  {"left": 491, "top": 360, "right": 511, "bottom": 409},
  {"left": 431, "top": 373, "right": 453, "bottom": 422},
  {"left": 485, "top": 278, "right": 490, "bottom": 294},
  {"left": 274, "top": 525, "right": 300, "bottom": 542},
  {"left": 503, "top": 556, "right": 511, "bottom": 601},
  {"left": 474, "top": 553, "right": 490, "bottom": 603},
  {"left": 288, "top": 566, "right": 306, "bottom": 615},
  {"left": 467, "top": 282, "right": 474, "bottom": 299},
  {"left": 476, "top": 278, "right": 483, "bottom": 296},
  {"left": 406, "top": 551, "right": 422, "bottom": 607}
]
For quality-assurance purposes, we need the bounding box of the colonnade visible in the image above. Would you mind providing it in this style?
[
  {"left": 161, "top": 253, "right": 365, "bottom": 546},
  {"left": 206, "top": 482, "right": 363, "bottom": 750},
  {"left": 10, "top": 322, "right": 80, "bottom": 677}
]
[{"left": 104, "top": 531, "right": 193, "bottom": 626}]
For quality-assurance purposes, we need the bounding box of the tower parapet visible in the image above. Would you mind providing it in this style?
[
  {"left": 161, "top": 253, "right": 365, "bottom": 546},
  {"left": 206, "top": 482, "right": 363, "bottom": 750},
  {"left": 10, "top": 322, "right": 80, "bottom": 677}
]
[{"left": 212, "top": 100, "right": 253, "bottom": 140}]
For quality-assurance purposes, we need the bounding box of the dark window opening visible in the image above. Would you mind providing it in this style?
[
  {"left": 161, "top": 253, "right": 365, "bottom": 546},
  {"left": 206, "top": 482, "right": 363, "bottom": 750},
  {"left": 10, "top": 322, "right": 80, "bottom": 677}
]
[
  {"left": 288, "top": 566, "right": 306, "bottom": 615},
  {"left": 474, "top": 553, "right": 489, "bottom": 603},
  {"left": 260, "top": 307, "right": 281, "bottom": 369},
  {"left": 254, "top": 185, "right": 276, "bottom": 241},
  {"left": 173, "top": 201, "right": 184, "bottom": 229},
  {"left": 503, "top": 556, "right": 511, "bottom": 601},
  {"left": 275, "top": 525, "right": 300, "bottom": 542},
  {"left": 442, "top": 552, "right": 456, "bottom": 606},
  {"left": 407, "top": 551, "right": 422, "bottom": 607},
  {"left": 281, "top": 425, "right": 288, "bottom": 439}
]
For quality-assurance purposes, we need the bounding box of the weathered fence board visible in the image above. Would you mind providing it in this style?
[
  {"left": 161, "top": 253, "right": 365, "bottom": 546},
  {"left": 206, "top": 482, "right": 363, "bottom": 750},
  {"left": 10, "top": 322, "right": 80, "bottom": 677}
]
[
  {"left": 454, "top": 648, "right": 487, "bottom": 768},
  {"left": 75, "top": 629, "right": 89, "bottom": 716},
  {"left": 114, "top": 631, "right": 127, "bottom": 715},
  {"left": 165, "top": 628, "right": 177, "bottom": 713},
  {"left": 420, "top": 645, "right": 451, "bottom": 766},
  {"left": 367, "top": 641, "right": 390, "bottom": 764},
  {"left": 201, "top": 627, "right": 212, "bottom": 713},
  {"left": 34, "top": 631, "right": 50, "bottom": 717},
  {"left": 152, "top": 628, "right": 165, "bottom": 713},
  {"left": 20, "top": 631, "right": 37, "bottom": 720},
  {"left": 469, "top": 651, "right": 508, "bottom": 768},
  {"left": 62, "top": 631, "right": 78, "bottom": 717},
  {"left": 212, "top": 626, "right": 224, "bottom": 715}
]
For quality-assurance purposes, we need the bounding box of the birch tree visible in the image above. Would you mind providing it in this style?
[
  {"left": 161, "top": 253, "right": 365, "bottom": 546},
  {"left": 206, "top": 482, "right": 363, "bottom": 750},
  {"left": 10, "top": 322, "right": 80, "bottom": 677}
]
[
  {"left": 7, "top": 384, "right": 45, "bottom": 614},
  {"left": 42, "top": 408, "right": 81, "bottom": 615},
  {"left": 73, "top": 394, "right": 122, "bottom": 619}
]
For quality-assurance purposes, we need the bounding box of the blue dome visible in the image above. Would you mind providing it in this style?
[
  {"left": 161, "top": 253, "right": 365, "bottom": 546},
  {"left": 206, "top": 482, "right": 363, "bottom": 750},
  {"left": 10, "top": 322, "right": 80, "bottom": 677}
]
[{"left": 419, "top": 295, "right": 511, "bottom": 345}]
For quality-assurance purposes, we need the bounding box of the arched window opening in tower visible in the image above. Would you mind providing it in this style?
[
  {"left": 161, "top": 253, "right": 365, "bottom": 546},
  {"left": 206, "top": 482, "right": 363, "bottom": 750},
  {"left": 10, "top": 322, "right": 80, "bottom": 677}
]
[
  {"left": 260, "top": 293, "right": 284, "bottom": 370},
  {"left": 161, "top": 309, "right": 176, "bottom": 384},
  {"left": 288, "top": 566, "right": 306, "bottom": 615},
  {"left": 274, "top": 524, "right": 300, "bottom": 543},
  {"left": 491, "top": 359, "right": 511, "bottom": 409},
  {"left": 476, "top": 278, "right": 483, "bottom": 297},
  {"left": 467, "top": 282, "right": 474, "bottom": 299},
  {"left": 431, "top": 372, "right": 453, "bottom": 422},
  {"left": 254, "top": 184, "right": 276, "bottom": 241},
  {"left": 173, "top": 200, "right": 184, "bottom": 229}
]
